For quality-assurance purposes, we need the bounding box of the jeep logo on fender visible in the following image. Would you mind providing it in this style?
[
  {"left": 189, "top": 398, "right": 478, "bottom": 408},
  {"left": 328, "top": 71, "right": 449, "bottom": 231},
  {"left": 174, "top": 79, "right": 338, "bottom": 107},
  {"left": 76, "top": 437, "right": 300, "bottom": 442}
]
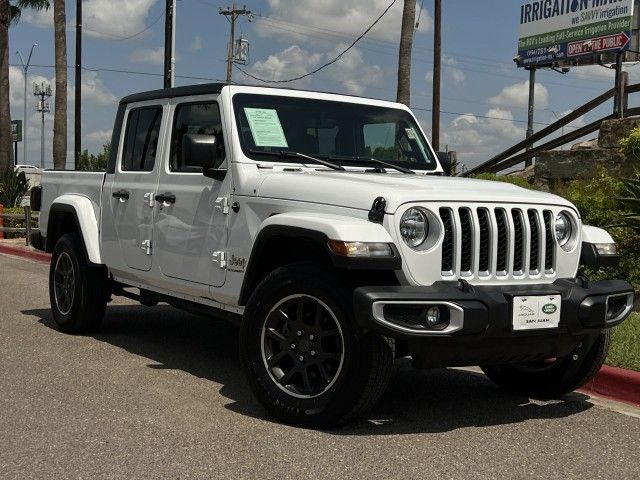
[{"left": 542, "top": 303, "right": 557, "bottom": 315}]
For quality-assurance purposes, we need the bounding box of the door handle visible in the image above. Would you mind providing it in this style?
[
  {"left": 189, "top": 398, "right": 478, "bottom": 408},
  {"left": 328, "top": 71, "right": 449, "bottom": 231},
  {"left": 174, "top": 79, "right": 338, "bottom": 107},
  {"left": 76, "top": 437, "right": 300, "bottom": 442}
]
[
  {"left": 112, "top": 189, "right": 130, "bottom": 201},
  {"left": 155, "top": 192, "right": 176, "bottom": 204}
]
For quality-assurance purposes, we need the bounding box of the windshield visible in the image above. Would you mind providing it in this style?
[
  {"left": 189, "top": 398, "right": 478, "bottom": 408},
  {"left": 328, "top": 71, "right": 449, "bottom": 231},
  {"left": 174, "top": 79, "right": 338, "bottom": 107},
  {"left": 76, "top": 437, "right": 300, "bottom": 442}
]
[{"left": 233, "top": 94, "right": 438, "bottom": 171}]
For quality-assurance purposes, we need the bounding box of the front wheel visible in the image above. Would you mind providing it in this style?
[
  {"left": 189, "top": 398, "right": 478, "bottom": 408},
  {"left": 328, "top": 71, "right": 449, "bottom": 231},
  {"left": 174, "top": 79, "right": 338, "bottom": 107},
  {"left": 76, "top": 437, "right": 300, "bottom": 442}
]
[
  {"left": 481, "top": 330, "right": 611, "bottom": 397},
  {"left": 240, "top": 264, "right": 394, "bottom": 428}
]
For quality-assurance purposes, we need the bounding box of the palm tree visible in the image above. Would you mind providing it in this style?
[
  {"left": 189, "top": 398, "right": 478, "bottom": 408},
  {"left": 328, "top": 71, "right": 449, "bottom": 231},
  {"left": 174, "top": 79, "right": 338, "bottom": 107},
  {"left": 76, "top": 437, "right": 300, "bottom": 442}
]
[
  {"left": 396, "top": 0, "right": 415, "bottom": 106},
  {"left": 0, "top": 0, "right": 49, "bottom": 174},
  {"left": 52, "top": 0, "right": 65, "bottom": 170}
]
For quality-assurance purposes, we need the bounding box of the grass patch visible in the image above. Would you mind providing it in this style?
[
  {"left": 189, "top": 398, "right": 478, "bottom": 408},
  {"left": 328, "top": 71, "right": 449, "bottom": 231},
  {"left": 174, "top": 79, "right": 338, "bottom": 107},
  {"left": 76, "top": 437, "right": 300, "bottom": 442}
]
[{"left": 606, "top": 312, "right": 640, "bottom": 372}]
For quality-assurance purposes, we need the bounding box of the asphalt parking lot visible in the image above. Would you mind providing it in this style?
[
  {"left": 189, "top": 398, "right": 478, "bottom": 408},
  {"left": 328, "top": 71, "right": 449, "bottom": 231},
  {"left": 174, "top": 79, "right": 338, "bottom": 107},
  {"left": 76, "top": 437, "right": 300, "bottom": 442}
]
[{"left": 1, "top": 253, "right": 639, "bottom": 479}]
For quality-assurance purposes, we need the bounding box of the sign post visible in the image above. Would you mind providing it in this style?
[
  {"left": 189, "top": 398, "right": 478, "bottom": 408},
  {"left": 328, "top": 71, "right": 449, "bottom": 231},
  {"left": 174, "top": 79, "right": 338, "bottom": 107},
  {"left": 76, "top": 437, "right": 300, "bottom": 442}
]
[{"left": 11, "top": 120, "right": 22, "bottom": 168}]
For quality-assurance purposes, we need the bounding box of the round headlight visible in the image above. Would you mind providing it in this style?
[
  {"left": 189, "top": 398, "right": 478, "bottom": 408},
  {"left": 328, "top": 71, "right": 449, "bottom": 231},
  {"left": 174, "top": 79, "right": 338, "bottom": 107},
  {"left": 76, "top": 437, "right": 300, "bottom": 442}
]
[
  {"left": 555, "top": 212, "right": 572, "bottom": 247},
  {"left": 400, "top": 208, "right": 428, "bottom": 248}
]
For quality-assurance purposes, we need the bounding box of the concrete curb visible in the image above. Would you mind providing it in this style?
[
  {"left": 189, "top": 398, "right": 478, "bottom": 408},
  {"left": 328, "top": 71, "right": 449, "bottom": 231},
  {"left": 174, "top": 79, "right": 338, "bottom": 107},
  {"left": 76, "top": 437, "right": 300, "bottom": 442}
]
[
  {"left": 1, "top": 243, "right": 638, "bottom": 407},
  {"left": 0, "top": 243, "right": 51, "bottom": 264},
  {"left": 580, "top": 365, "right": 640, "bottom": 407}
]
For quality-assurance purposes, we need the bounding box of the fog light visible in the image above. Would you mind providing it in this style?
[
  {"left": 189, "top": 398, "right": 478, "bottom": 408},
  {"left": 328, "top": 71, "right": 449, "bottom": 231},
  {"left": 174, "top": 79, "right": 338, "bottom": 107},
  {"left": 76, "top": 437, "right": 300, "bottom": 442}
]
[{"left": 426, "top": 307, "right": 441, "bottom": 327}]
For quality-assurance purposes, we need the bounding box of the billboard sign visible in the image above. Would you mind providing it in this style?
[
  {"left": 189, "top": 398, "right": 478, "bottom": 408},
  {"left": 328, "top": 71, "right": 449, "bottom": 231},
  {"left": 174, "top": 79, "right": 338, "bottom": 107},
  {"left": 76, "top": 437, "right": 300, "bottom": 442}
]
[
  {"left": 11, "top": 120, "right": 22, "bottom": 142},
  {"left": 518, "top": 0, "right": 635, "bottom": 67}
]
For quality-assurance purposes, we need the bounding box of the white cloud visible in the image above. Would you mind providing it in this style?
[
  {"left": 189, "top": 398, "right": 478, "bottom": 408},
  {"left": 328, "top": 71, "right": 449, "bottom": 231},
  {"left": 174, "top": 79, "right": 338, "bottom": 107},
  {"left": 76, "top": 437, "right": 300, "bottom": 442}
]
[
  {"left": 9, "top": 66, "right": 51, "bottom": 105},
  {"left": 86, "top": 129, "right": 112, "bottom": 144},
  {"left": 83, "top": 0, "right": 157, "bottom": 39},
  {"left": 425, "top": 56, "right": 466, "bottom": 86},
  {"left": 488, "top": 81, "right": 550, "bottom": 109},
  {"left": 80, "top": 71, "right": 117, "bottom": 105},
  {"left": 438, "top": 107, "right": 526, "bottom": 169},
  {"left": 129, "top": 47, "right": 166, "bottom": 65},
  {"left": 190, "top": 36, "right": 203, "bottom": 52},
  {"left": 323, "top": 45, "right": 384, "bottom": 96},
  {"left": 242, "top": 43, "right": 384, "bottom": 96},
  {"left": 19, "top": 7, "right": 54, "bottom": 27},
  {"left": 245, "top": 45, "right": 323, "bottom": 88},
  {"left": 256, "top": 0, "right": 432, "bottom": 44}
]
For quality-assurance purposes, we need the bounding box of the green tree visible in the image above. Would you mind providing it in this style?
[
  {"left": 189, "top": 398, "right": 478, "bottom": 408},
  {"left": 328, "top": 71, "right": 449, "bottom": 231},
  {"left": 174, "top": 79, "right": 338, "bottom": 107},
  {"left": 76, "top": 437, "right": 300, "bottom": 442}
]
[
  {"left": 76, "top": 142, "right": 110, "bottom": 171},
  {"left": 0, "top": 1, "right": 50, "bottom": 174}
]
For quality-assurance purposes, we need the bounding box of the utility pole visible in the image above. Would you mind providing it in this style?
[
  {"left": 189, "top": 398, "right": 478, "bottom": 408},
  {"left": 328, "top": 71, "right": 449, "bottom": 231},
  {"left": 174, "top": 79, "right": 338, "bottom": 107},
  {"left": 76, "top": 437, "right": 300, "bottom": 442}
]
[
  {"left": 432, "top": 0, "right": 442, "bottom": 151},
  {"left": 164, "top": 0, "right": 177, "bottom": 88},
  {"left": 75, "top": 0, "right": 82, "bottom": 169},
  {"left": 16, "top": 43, "right": 37, "bottom": 166},
  {"left": 525, "top": 67, "right": 535, "bottom": 167},
  {"left": 33, "top": 82, "right": 52, "bottom": 169},
  {"left": 219, "top": 3, "right": 253, "bottom": 83}
]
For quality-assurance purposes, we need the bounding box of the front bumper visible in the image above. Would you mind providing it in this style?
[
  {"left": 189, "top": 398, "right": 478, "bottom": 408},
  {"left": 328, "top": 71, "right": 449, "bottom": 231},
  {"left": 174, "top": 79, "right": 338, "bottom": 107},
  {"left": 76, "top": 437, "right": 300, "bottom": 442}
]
[{"left": 354, "top": 279, "right": 635, "bottom": 368}]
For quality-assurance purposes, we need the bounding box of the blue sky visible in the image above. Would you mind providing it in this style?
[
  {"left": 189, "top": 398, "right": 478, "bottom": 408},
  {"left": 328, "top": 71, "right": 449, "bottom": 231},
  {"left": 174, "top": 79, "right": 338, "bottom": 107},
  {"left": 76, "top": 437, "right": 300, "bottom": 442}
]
[{"left": 7, "top": 0, "right": 629, "bottom": 169}]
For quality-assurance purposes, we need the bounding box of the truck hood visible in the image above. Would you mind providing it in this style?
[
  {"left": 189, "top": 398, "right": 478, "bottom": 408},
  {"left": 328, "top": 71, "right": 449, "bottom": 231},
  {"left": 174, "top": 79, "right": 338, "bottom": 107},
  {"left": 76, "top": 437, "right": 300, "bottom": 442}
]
[{"left": 255, "top": 170, "right": 576, "bottom": 214}]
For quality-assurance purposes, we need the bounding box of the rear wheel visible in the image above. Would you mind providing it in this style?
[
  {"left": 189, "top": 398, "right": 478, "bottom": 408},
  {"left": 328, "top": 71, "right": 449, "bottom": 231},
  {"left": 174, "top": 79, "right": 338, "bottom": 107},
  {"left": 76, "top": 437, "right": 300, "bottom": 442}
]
[
  {"left": 49, "top": 233, "right": 108, "bottom": 334},
  {"left": 240, "top": 264, "right": 394, "bottom": 428},
  {"left": 481, "top": 330, "right": 610, "bottom": 397}
]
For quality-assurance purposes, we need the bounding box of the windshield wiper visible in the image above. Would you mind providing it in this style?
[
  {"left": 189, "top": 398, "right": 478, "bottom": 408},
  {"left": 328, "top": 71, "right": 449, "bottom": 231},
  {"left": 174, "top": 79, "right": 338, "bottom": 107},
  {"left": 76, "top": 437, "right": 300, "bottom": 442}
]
[
  {"left": 326, "top": 155, "right": 415, "bottom": 175},
  {"left": 248, "top": 149, "right": 345, "bottom": 171}
]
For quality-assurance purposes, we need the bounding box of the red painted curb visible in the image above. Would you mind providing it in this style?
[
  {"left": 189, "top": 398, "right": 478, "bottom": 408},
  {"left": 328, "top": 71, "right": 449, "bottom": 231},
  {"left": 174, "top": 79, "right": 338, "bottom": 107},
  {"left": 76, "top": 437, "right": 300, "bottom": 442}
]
[
  {"left": 0, "top": 243, "right": 51, "bottom": 264},
  {"left": 580, "top": 365, "right": 640, "bottom": 407}
]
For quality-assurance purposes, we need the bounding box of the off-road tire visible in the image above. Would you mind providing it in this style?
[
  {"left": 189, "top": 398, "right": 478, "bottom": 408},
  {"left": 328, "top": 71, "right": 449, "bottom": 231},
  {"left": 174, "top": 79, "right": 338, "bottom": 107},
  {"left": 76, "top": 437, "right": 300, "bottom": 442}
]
[
  {"left": 240, "top": 263, "right": 394, "bottom": 428},
  {"left": 481, "top": 329, "right": 611, "bottom": 397},
  {"left": 49, "top": 233, "right": 108, "bottom": 334}
]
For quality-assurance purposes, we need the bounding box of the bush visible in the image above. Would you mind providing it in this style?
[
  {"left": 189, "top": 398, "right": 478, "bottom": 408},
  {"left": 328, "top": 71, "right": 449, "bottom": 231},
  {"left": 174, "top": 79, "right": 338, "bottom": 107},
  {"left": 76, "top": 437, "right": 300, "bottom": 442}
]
[
  {"left": 0, "top": 206, "right": 38, "bottom": 239},
  {"left": 471, "top": 172, "right": 536, "bottom": 190},
  {"left": 619, "top": 126, "right": 640, "bottom": 162},
  {"left": 0, "top": 169, "right": 30, "bottom": 207},
  {"left": 558, "top": 168, "right": 640, "bottom": 289}
]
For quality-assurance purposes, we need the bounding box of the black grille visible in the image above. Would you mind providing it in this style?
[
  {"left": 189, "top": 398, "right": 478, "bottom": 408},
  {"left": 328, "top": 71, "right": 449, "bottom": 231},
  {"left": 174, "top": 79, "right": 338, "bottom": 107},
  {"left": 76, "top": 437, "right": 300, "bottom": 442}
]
[
  {"left": 528, "top": 210, "right": 540, "bottom": 272},
  {"left": 543, "top": 210, "right": 554, "bottom": 271},
  {"left": 440, "top": 208, "right": 454, "bottom": 272},
  {"left": 438, "top": 206, "right": 557, "bottom": 278},
  {"left": 512, "top": 210, "right": 524, "bottom": 272},
  {"left": 495, "top": 209, "right": 508, "bottom": 272},
  {"left": 459, "top": 208, "right": 473, "bottom": 272},
  {"left": 478, "top": 209, "right": 491, "bottom": 272}
]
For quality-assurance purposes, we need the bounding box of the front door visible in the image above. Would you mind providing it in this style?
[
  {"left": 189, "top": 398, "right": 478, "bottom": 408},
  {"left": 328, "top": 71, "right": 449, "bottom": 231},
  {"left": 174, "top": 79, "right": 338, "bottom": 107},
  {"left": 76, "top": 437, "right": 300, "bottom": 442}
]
[
  {"left": 153, "top": 97, "right": 229, "bottom": 287},
  {"left": 109, "top": 101, "right": 167, "bottom": 271}
]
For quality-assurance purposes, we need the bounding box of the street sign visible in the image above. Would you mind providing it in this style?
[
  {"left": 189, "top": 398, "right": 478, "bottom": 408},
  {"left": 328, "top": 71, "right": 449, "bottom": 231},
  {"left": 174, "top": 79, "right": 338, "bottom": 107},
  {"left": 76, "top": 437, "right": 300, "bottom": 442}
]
[
  {"left": 11, "top": 120, "right": 22, "bottom": 142},
  {"left": 568, "top": 31, "right": 630, "bottom": 56},
  {"left": 517, "top": 0, "right": 636, "bottom": 68}
]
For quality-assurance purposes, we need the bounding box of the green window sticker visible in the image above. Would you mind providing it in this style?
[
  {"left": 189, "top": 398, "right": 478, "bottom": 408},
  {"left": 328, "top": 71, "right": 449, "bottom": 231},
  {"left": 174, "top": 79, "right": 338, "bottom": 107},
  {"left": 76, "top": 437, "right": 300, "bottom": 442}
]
[{"left": 244, "top": 108, "right": 289, "bottom": 148}]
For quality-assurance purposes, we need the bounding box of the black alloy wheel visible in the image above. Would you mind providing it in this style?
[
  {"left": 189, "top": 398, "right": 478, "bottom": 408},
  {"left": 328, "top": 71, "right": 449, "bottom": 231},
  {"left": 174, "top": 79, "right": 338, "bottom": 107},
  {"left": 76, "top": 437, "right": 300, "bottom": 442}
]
[{"left": 261, "top": 294, "right": 345, "bottom": 399}]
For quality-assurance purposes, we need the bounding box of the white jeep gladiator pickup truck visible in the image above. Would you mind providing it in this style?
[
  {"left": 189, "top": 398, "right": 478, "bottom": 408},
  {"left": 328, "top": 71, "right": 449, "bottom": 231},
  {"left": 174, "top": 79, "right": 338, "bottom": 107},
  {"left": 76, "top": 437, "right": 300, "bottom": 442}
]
[{"left": 31, "top": 84, "right": 635, "bottom": 427}]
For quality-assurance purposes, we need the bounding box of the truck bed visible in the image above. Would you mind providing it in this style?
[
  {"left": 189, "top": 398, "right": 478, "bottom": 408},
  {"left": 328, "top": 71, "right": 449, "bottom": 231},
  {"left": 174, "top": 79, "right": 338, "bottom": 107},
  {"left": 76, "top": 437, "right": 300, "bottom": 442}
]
[{"left": 39, "top": 170, "right": 105, "bottom": 237}]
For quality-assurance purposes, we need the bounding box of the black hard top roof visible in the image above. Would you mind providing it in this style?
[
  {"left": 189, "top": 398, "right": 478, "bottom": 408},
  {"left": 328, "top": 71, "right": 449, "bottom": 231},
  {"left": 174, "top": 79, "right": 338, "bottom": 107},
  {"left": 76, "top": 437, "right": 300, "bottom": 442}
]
[
  {"left": 120, "top": 83, "right": 227, "bottom": 104},
  {"left": 119, "top": 83, "right": 396, "bottom": 106}
]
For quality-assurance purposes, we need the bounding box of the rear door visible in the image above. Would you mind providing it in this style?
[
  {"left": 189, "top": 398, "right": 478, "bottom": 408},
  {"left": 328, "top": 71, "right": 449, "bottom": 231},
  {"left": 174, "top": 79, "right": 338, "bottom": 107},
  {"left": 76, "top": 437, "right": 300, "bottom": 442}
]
[
  {"left": 152, "top": 97, "right": 230, "bottom": 287},
  {"left": 108, "top": 101, "right": 167, "bottom": 271}
]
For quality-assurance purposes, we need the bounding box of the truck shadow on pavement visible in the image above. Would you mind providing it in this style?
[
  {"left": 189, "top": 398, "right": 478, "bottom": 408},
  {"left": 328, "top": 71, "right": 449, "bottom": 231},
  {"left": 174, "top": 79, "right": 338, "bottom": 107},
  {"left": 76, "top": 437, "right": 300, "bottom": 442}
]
[{"left": 25, "top": 304, "right": 594, "bottom": 435}]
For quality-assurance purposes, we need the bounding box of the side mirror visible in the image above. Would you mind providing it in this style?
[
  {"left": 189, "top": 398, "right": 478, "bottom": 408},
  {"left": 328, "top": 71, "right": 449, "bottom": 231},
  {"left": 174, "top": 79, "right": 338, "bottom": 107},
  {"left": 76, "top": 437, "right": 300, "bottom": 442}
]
[
  {"left": 182, "top": 134, "right": 217, "bottom": 168},
  {"left": 182, "top": 133, "right": 227, "bottom": 180},
  {"left": 436, "top": 151, "right": 452, "bottom": 176}
]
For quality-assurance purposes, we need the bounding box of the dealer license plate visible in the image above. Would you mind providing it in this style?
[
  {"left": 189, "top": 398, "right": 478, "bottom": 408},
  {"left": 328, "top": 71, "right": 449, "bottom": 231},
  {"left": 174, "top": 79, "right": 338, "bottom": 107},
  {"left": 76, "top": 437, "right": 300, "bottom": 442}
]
[{"left": 512, "top": 295, "right": 561, "bottom": 331}]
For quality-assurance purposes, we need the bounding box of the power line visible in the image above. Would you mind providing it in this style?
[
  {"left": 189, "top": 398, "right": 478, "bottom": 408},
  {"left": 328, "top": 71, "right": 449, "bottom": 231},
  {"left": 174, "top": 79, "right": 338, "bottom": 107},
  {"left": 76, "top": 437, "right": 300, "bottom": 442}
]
[
  {"left": 9, "top": 62, "right": 225, "bottom": 82},
  {"left": 236, "top": 0, "right": 398, "bottom": 84},
  {"left": 411, "top": 107, "right": 582, "bottom": 129}
]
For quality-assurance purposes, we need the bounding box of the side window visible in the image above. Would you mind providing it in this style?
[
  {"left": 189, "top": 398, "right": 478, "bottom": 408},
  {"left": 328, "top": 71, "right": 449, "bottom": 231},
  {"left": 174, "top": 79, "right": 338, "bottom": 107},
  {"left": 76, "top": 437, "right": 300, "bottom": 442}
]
[
  {"left": 122, "top": 107, "right": 163, "bottom": 172},
  {"left": 171, "top": 102, "right": 225, "bottom": 172}
]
